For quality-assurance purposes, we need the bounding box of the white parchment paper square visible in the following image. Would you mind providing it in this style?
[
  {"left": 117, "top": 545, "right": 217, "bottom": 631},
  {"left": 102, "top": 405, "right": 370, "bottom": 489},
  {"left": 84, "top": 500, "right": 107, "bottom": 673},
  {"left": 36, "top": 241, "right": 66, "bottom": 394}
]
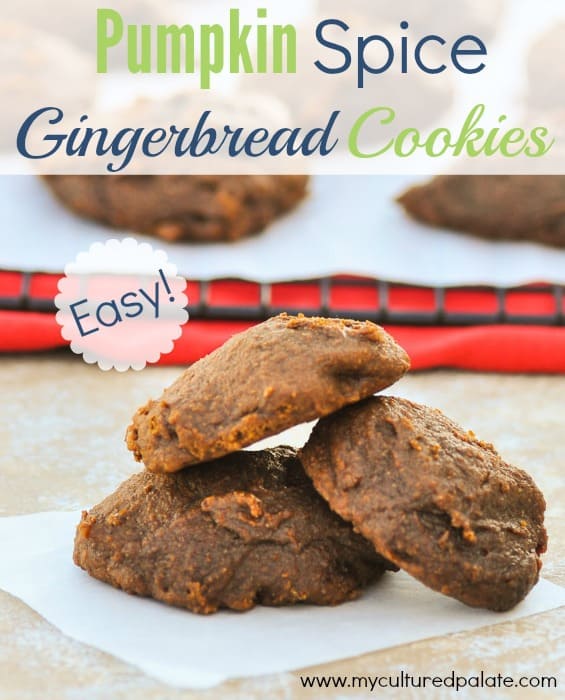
[
  {"left": 1, "top": 511, "right": 564, "bottom": 689},
  {"left": 2, "top": 176, "right": 565, "bottom": 287}
]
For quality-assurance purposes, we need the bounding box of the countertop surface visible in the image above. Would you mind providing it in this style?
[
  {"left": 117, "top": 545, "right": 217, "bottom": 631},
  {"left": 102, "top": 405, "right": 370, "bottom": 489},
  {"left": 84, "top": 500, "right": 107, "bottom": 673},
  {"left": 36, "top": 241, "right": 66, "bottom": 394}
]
[{"left": 1, "top": 355, "right": 563, "bottom": 699}]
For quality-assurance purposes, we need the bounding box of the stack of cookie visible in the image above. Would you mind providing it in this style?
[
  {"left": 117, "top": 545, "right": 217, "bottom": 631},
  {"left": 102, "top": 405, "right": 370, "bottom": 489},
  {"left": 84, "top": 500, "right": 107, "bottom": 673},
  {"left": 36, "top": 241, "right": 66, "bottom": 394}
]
[{"left": 74, "top": 314, "right": 547, "bottom": 614}]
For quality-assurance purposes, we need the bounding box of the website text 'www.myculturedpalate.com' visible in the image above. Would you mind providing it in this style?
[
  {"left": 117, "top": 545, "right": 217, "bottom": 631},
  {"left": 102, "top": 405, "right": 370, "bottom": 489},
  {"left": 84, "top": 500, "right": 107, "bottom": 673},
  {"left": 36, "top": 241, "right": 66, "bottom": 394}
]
[{"left": 300, "top": 670, "right": 558, "bottom": 693}]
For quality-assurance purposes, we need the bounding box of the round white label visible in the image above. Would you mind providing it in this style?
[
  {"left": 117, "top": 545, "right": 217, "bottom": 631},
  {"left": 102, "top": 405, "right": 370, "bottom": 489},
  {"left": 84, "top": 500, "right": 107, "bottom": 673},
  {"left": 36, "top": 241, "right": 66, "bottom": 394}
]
[{"left": 55, "top": 238, "right": 189, "bottom": 371}]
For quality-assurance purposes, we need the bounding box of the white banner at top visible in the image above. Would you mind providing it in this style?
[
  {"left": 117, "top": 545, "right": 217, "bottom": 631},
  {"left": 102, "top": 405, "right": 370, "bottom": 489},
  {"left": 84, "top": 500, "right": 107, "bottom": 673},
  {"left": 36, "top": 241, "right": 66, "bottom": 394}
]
[{"left": 2, "top": 0, "right": 565, "bottom": 174}]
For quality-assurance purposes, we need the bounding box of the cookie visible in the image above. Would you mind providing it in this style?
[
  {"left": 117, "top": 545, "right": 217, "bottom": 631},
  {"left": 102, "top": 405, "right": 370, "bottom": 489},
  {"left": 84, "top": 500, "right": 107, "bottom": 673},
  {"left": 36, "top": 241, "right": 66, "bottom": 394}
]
[
  {"left": 527, "top": 22, "right": 565, "bottom": 112},
  {"left": 397, "top": 175, "right": 565, "bottom": 248},
  {"left": 73, "top": 447, "right": 390, "bottom": 614},
  {"left": 126, "top": 313, "right": 410, "bottom": 473},
  {"left": 42, "top": 174, "right": 309, "bottom": 243},
  {"left": 41, "top": 89, "right": 308, "bottom": 242},
  {"left": 246, "top": 16, "right": 453, "bottom": 142},
  {"left": 0, "top": 22, "right": 91, "bottom": 150},
  {"left": 301, "top": 397, "right": 547, "bottom": 612},
  {"left": 3, "top": 0, "right": 168, "bottom": 53},
  {"left": 318, "top": 0, "right": 505, "bottom": 41}
]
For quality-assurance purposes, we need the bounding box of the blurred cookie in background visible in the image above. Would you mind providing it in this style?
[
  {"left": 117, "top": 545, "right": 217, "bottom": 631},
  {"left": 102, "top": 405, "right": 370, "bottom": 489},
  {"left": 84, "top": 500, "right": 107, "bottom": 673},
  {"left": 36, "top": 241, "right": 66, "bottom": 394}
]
[
  {"left": 524, "top": 22, "right": 565, "bottom": 170},
  {"left": 41, "top": 91, "right": 310, "bottom": 243},
  {"left": 397, "top": 175, "right": 565, "bottom": 248},
  {"left": 43, "top": 173, "right": 309, "bottom": 243},
  {"left": 318, "top": 0, "right": 506, "bottom": 42},
  {"left": 527, "top": 22, "right": 565, "bottom": 112},
  {"left": 1, "top": 0, "right": 168, "bottom": 54},
  {"left": 243, "top": 14, "right": 454, "bottom": 151},
  {"left": 0, "top": 22, "right": 93, "bottom": 151}
]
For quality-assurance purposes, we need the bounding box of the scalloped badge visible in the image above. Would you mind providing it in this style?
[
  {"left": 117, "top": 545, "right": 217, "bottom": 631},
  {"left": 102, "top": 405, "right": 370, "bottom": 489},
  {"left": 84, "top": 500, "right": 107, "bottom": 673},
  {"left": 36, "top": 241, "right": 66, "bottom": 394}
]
[{"left": 55, "top": 238, "right": 189, "bottom": 371}]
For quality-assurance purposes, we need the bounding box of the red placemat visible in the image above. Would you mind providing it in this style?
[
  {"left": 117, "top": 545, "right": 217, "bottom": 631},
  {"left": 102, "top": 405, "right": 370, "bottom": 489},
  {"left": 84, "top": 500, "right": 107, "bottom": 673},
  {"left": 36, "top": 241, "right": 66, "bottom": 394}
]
[{"left": 1, "top": 272, "right": 564, "bottom": 372}]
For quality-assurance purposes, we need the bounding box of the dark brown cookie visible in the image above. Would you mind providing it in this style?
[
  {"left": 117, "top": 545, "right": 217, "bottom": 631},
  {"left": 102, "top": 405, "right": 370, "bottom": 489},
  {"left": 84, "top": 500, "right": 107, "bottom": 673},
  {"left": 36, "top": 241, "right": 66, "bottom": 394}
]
[
  {"left": 126, "top": 313, "right": 410, "bottom": 473},
  {"left": 397, "top": 175, "right": 565, "bottom": 248},
  {"left": 73, "top": 447, "right": 390, "bottom": 614},
  {"left": 42, "top": 174, "right": 309, "bottom": 243},
  {"left": 301, "top": 397, "right": 547, "bottom": 612}
]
